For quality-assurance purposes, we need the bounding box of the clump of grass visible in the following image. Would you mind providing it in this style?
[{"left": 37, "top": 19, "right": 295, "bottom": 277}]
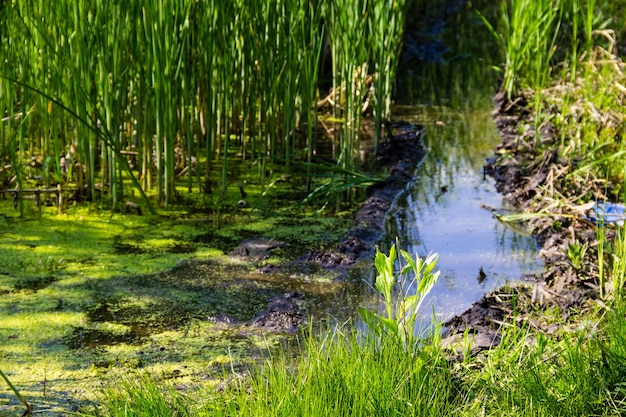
[
  {"left": 84, "top": 327, "right": 457, "bottom": 417},
  {"left": 481, "top": 0, "right": 605, "bottom": 99},
  {"left": 80, "top": 374, "right": 192, "bottom": 417},
  {"left": 212, "top": 328, "right": 454, "bottom": 416},
  {"left": 465, "top": 299, "right": 626, "bottom": 416}
]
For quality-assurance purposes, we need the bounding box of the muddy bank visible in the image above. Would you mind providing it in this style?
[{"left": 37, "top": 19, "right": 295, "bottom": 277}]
[
  {"left": 443, "top": 90, "right": 610, "bottom": 353},
  {"left": 232, "top": 123, "right": 425, "bottom": 331},
  {"left": 298, "top": 123, "right": 425, "bottom": 269}
]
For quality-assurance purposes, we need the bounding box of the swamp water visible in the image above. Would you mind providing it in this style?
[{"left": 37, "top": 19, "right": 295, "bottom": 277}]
[
  {"left": 366, "top": 0, "right": 543, "bottom": 330},
  {"left": 382, "top": 105, "right": 543, "bottom": 326}
]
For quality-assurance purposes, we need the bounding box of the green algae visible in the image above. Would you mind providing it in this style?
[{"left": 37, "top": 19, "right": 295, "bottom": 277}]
[{"left": 0, "top": 187, "right": 356, "bottom": 415}]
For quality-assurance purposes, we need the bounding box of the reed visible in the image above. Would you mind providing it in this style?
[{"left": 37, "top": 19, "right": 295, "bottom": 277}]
[
  {"left": 325, "top": 0, "right": 368, "bottom": 172},
  {"left": 0, "top": 368, "right": 31, "bottom": 416},
  {"left": 369, "top": 0, "right": 408, "bottom": 148},
  {"left": 0, "top": 0, "right": 405, "bottom": 213}
]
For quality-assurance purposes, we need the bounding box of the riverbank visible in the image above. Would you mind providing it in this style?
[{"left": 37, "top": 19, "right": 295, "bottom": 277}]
[{"left": 444, "top": 84, "right": 625, "bottom": 354}]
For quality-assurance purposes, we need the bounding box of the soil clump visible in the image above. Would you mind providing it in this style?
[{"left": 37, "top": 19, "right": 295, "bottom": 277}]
[{"left": 442, "top": 90, "right": 612, "bottom": 355}]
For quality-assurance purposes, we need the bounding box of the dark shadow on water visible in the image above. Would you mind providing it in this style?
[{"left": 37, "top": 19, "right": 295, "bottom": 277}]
[{"left": 13, "top": 275, "right": 57, "bottom": 292}]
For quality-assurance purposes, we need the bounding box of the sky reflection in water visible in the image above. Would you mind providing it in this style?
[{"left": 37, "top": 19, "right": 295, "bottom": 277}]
[{"left": 383, "top": 106, "right": 543, "bottom": 326}]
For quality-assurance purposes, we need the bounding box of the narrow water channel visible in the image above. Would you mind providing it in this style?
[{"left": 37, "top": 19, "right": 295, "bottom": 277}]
[
  {"left": 385, "top": 106, "right": 543, "bottom": 325},
  {"left": 354, "top": 0, "right": 543, "bottom": 330}
]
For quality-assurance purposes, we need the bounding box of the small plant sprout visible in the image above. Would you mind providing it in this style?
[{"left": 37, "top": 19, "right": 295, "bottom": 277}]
[
  {"left": 358, "top": 241, "right": 440, "bottom": 349},
  {"left": 567, "top": 241, "right": 588, "bottom": 271}
]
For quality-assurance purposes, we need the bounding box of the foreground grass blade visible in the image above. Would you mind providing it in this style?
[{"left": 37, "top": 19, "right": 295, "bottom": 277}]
[{"left": 0, "top": 368, "right": 31, "bottom": 416}]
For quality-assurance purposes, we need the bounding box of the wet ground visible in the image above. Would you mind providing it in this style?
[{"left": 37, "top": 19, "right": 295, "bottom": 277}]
[{"left": 440, "top": 90, "right": 611, "bottom": 354}]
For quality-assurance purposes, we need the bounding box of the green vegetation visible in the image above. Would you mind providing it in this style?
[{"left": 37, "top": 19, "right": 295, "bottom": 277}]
[
  {"left": 0, "top": 197, "right": 355, "bottom": 415},
  {"left": 357, "top": 241, "right": 439, "bottom": 348},
  {"left": 0, "top": 0, "right": 408, "bottom": 213},
  {"left": 2, "top": 0, "right": 626, "bottom": 416},
  {"left": 79, "top": 246, "right": 626, "bottom": 417},
  {"left": 491, "top": 0, "right": 625, "bottom": 295},
  {"left": 74, "top": 0, "right": 626, "bottom": 415}
]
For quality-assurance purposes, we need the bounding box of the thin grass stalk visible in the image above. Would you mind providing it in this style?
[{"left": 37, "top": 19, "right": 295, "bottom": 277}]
[
  {"left": 197, "top": 0, "right": 218, "bottom": 194},
  {"left": 215, "top": 0, "right": 236, "bottom": 199},
  {"left": 585, "top": 0, "right": 595, "bottom": 50},
  {"left": 299, "top": 0, "right": 324, "bottom": 191},
  {"left": 163, "top": 1, "right": 189, "bottom": 206},
  {"left": 68, "top": 1, "right": 94, "bottom": 199},
  {"left": 283, "top": 8, "right": 295, "bottom": 172},
  {"left": 327, "top": 0, "right": 369, "bottom": 173},
  {"left": 370, "top": 0, "right": 407, "bottom": 149}
]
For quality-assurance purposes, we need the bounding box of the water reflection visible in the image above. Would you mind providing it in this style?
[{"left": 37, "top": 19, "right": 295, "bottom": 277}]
[
  {"left": 323, "top": 0, "right": 542, "bottom": 331},
  {"left": 384, "top": 107, "right": 543, "bottom": 325}
]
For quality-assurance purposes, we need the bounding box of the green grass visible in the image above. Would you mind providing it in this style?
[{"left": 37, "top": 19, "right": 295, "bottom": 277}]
[
  {"left": 75, "top": 295, "right": 626, "bottom": 417},
  {"left": 84, "top": 327, "right": 458, "bottom": 417}
]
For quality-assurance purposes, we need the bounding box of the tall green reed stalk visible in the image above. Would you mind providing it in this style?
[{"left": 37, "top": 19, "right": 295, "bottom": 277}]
[
  {"left": 611, "top": 223, "right": 626, "bottom": 298},
  {"left": 1, "top": 0, "right": 405, "bottom": 212},
  {"left": 369, "top": 0, "right": 408, "bottom": 149},
  {"left": 325, "top": 0, "right": 369, "bottom": 173},
  {"left": 0, "top": 368, "right": 31, "bottom": 416}
]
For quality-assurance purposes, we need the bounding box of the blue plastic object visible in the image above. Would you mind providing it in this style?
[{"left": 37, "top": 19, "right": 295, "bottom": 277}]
[{"left": 586, "top": 202, "right": 625, "bottom": 226}]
